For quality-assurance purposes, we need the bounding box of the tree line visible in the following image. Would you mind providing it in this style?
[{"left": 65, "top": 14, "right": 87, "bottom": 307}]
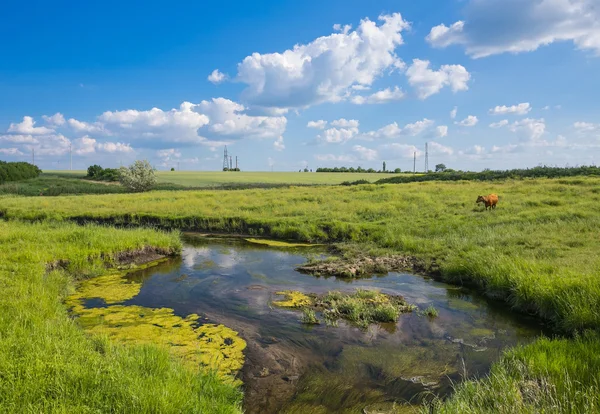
[
  {"left": 376, "top": 165, "right": 600, "bottom": 184},
  {"left": 316, "top": 166, "right": 402, "bottom": 173},
  {"left": 0, "top": 161, "right": 41, "bottom": 184}
]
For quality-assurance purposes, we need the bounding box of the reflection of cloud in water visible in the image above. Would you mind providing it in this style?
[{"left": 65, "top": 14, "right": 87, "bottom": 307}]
[
  {"left": 182, "top": 247, "right": 212, "bottom": 269},
  {"left": 214, "top": 251, "right": 242, "bottom": 269}
]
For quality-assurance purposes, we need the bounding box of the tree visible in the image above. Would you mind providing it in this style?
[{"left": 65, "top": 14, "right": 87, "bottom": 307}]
[
  {"left": 394, "top": 168, "right": 401, "bottom": 173},
  {"left": 435, "top": 163, "right": 447, "bottom": 172},
  {"left": 383, "top": 161, "right": 386, "bottom": 172},
  {"left": 87, "top": 164, "right": 103, "bottom": 178},
  {"left": 170, "top": 167, "right": 175, "bottom": 171},
  {"left": 119, "top": 160, "right": 157, "bottom": 192}
]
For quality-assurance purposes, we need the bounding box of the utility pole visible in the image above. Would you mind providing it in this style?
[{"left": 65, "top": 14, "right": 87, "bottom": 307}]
[
  {"left": 413, "top": 152, "right": 416, "bottom": 174},
  {"left": 425, "top": 142, "right": 429, "bottom": 173},
  {"left": 235, "top": 156, "right": 238, "bottom": 170},
  {"left": 69, "top": 143, "right": 72, "bottom": 170},
  {"left": 32, "top": 148, "right": 35, "bottom": 166},
  {"left": 229, "top": 156, "right": 233, "bottom": 170}
]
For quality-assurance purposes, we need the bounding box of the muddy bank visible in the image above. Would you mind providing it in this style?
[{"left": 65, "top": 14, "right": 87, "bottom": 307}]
[
  {"left": 46, "top": 246, "right": 175, "bottom": 273},
  {"left": 296, "top": 255, "right": 427, "bottom": 279}
]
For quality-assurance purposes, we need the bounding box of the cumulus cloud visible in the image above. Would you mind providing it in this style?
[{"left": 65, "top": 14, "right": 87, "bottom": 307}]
[
  {"left": 426, "top": 0, "right": 600, "bottom": 58},
  {"left": 509, "top": 118, "right": 546, "bottom": 141},
  {"left": 307, "top": 120, "right": 327, "bottom": 129},
  {"left": 436, "top": 125, "right": 449, "bottom": 138},
  {"left": 405, "top": 59, "right": 470, "bottom": 99},
  {"left": 274, "top": 136, "right": 285, "bottom": 151},
  {"left": 489, "top": 103, "right": 532, "bottom": 115},
  {"left": 73, "top": 136, "right": 133, "bottom": 155},
  {"left": 8, "top": 116, "right": 54, "bottom": 135},
  {"left": 352, "top": 145, "right": 378, "bottom": 161},
  {"left": 330, "top": 118, "right": 359, "bottom": 128},
  {"left": 450, "top": 106, "right": 458, "bottom": 119},
  {"left": 455, "top": 115, "right": 478, "bottom": 127},
  {"left": 361, "top": 118, "right": 436, "bottom": 140},
  {"left": 42, "top": 113, "right": 66, "bottom": 127},
  {"left": 489, "top": 120, "right": 509, "bottom": 128},
  {"left": 208, "top": 69, "right": 227, "bottom": 84},
  {"left": 68, "top": 118, "right": 106, "bottom": 134},
  {"left": 428, "top": 141, "right": 454, "bottom": 155},
  {"left": 0, "top": 148, "right": 24, "bottom": 156},
  {"left": 351, "top": 86, "right": 405, "bottom": 104},
  {"left": 235, "top": 13, "right": 411, "bottom": 109},
  {"left": 380, "top": 143, "right": 422, "bottom": 159},
  {"left": 317, "top": 126, "right": 359, "bottom": 144},
  {"left": 574, "top": 121, "right": 599, "bottom": 132}
]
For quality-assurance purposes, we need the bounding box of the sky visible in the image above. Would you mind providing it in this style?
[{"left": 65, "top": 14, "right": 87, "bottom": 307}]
[{"left": 1, "top": 0, "right": 600, "bottom": 172}]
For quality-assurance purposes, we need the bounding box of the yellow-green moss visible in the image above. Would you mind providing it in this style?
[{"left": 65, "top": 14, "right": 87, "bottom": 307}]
[
  {"left": 245, "top": 238, "right": 320, "bottom": 248},
  {"left": 67, "top": 273, "right": 246, "bottom": 384},
  {"left": 272, "top": 291, "right": 313, "bottom": 308}
]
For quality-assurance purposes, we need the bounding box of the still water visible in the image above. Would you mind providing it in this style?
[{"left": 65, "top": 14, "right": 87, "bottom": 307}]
[{"left": 104, "top": 234, "right": 545, "bottom": 413}]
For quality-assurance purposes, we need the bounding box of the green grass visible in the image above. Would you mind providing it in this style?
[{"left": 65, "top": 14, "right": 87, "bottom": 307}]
[
  {"left": 0, "top": 220, "right": 242, "bottom": 413},
  {"left": 3, "top": 176, "right": 600, "bottom": 412},
  {"left": 0, "top": 174, "right": 127, "bottom": 196},
  {"left": 425, "top": 332, "right": 600, "bottom": 413},
  {"left": 46, "top": 169, "right": 387, "bottom": 187},
  {"left": 2, "top": 177, "right": 599, "bottom": 333}
]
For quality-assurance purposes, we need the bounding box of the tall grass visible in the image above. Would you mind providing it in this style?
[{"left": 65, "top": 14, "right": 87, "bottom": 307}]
[{"left": 0, "top": 221, "right": 242, "bottom": 413}]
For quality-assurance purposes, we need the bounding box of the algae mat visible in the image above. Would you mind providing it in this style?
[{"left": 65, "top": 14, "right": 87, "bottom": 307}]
[{"left": 66, "top": 270, "right": 246, "bottom": 384}]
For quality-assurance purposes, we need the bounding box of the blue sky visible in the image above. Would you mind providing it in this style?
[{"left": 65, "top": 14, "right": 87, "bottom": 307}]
[{"left": 1, "top": 0, "right": 600, "bottom": 171}]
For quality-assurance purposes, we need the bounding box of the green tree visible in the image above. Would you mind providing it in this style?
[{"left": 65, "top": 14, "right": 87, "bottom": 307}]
[
  {"left": 383, "top": 161, "right": 386, "bottom": 172},
  {"left": 119, "top": 160, "right": 157, "bottom": 192},
  {"left": 435, "top": 163, "right": 447, "bottom": 172}
]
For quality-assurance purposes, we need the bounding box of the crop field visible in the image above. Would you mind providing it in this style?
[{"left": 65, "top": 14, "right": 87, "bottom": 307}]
[
  {"left": 1, "top": 175, "right": 599, "bottom": 412},
  {"left": 45, "top": 170, "right": 392, "bottom": 187}
]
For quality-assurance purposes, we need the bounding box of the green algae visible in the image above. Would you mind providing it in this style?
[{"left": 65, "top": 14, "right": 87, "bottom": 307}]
[
  {"left": 245, "top": 238, "right": 321, "bottom": 248},
  {"left": 66, "top": 273, "right": 246, "bottom": 384},
  {"left": 193, "top": 259, "right": 217, "bottom": 270},
  {"left": 273, "top": 291, "right": 313, "bottom": 308}
]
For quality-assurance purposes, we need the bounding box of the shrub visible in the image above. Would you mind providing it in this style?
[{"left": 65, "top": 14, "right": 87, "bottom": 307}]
[
  {"left": 300, "top": 308, "right": 320, "bottom": 325},
  {"left": 0, "top": 161, "right": 41, "bottom": 184},
  {"left": 118, "top": 160, "right": 157, "bottom": 192},
  {"left": 86, "top": 164, "right": 104, "bottom": 178}
]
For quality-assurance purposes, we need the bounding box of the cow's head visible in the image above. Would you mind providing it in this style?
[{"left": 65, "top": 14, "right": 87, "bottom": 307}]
[{"left": 476, "top": 195, "right": 485, "bottom": 203}]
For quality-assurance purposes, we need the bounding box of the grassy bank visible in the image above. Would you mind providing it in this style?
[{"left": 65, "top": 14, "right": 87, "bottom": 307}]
[{"left": 0, "top": 221, "right": 242, "bottom": 413}]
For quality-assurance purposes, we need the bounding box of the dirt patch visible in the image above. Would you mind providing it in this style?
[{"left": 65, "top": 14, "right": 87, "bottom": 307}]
[{"left": 296, "top": 255, "right": 424, "bottom": 278}]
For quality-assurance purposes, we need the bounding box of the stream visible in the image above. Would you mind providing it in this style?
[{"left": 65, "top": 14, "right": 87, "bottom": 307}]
[{"left": 79, "top": 234, "right": 546, "bottom": 413}]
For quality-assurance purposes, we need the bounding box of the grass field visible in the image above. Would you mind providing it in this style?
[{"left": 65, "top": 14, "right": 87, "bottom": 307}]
[
  {"left": 1, "top": 175, "right": 599, "bottom": 412},
  {"left": 46, "top": 170, "right": 393, "bottom": 186},
  {"left": 0, "top": 221, "right": 242, "bottom": 413}
]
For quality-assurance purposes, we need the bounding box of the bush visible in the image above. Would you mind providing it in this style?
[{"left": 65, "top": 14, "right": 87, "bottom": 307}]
[
  {"left": 0, "top": 161, "right": 41, "bottom": 184},
  {"left": 86, "top": 164, "right": 104, "bottom": 178},
  {"left": 118, "top": 160, "right": 157, "bottom": 192}
]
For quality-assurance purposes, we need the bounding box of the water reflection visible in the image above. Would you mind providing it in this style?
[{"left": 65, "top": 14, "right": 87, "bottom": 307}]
[{"left": 114, "top": 234, "right": 545, "bottom": 413}]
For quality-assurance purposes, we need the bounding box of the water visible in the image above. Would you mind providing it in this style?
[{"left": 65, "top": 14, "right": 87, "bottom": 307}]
[{"left": 98, "top": 234, "right": 546, "bottom": 413}]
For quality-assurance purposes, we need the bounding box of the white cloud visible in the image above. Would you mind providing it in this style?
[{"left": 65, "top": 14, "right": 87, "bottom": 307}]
[
  {"left": 489, "top": 120, "right": 509, "bottom": 128},
  {"left": 436, "top": 125, "right": 449, "bottom": 138},
  {"left": 509, "top": 118, "right": 546, "bottom": 141},
  {"left": 274, "top": 136, "right": 285, "bottom": 151},
  {"left": 0, "top": 134, "right": 38, "bottom": 144},
  {"left": 330, "top": 118, "right": 359, "bottom": 128},
  {"left": 405, "top": 59, "right": 470, "bottom": 99},
  {"left": 359, "top": 118, "right": 438, "bottom": 140},
  {"left": 455, "top": 115, "right": 478, "bottom": 127},
  {"left": 208, "top": 69, "right": 227, "bottom": 84},
  {"left": 489, "top": 103, "right": 532, "bottom": 115},
  {"left": 157, "top": 148, "right": 181, "bottom": 159},
  {"left": 314, "top": 153, "right": 356, "bottom": 163},
  {"left": 236, "top": 13, "right": 410, "bottom": 109},
  {"left": 7, "top": 116, "right": 54, "bottom": 135},
  {"left": 450, "top": 106, "right": 458, "bottom": 119},
  {"left": 352, "top": 145, "right": 378, "bottom": 161},
  {"left": 73, "top": 136, "right": 134, "bottom": 155},
  {"left": 428, "top": 141, "right": 454, "bottom": 155},
  {"left": 351, "top": 86, "right": 405, "bottom": 105},
  {"left": 380, "top": 143, "right": 422, "bottom": 159},
  {"left": 68, "top": 118, "right": 106, "bottom": 134},
  {"left": 97, "top": 142, "right": 133, "bottom": 153},
  {"left": 574, "top": 121, "right": 599, "bottom": 132},
  {"left": 426, "top": 0, "right": 600, "bottom": 58},
  {"left": 307, "top": 120, "right": 327, "bottom": 129},
  {"left": 318, "top": 126, "right": 359, "bottom": 144},
  {"left": 42, "top": 113, "right": 66, "bottom": 127},
  {"left": 0, "top": 148, "right": 24, "bottom": 156}
]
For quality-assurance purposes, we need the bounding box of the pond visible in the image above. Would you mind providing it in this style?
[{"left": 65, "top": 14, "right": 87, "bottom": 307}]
[{"left": 72, "top": 234, "right": 546, "bottom": 413}]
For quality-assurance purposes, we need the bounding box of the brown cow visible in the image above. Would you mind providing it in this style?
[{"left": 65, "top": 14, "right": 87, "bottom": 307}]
[{"left": 476, "top": 194, "right": 499, "bottom": 210}]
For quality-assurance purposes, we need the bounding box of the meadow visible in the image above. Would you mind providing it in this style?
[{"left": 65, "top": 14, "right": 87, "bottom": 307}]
[
  {"left": 1, "top": 175, "right": 599, "bottom": 412},
  {"left": 47, "top": 170, "right": 387, "bottom": 187},
  {"left": 0, "top": 221, "right": 242, "bottom": 413}
]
